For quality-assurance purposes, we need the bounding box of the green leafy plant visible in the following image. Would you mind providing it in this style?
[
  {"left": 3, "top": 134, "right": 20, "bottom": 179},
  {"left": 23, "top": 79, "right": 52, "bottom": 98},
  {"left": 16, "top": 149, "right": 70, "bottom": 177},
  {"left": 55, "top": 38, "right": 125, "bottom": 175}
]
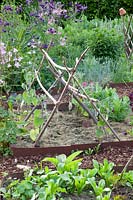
[
  {"left": 73, "top": 83, "right": 131, "bottom": 122},
  {"left": 109, "top": 95, "right": 131, "bottom": 122},
  {"left": 74, "top": 175, "right": 86, "bottom": 195},
  {"left": 0, "top": 106, "right": 21, "bottom": 155},
  {"left": 41, "top": 151, "right": 83, "bottom": 174},
  {"left": 93, "top": 159, "right": 115, "bottom": 187},
  {"left": 120, "top": 171, "right": 133, "bottom": 188},
  {"left": 84, "top": 144, "right": 101, "bottom": 155},
  {"left": 87, "top": 178, "right": 111, "bottom": 200},
  {"left": 2, "top": 151, "right": 133, "bottom": 200},
  {"left": 89, "top": 27, "right": 123, "bottom": 63}
]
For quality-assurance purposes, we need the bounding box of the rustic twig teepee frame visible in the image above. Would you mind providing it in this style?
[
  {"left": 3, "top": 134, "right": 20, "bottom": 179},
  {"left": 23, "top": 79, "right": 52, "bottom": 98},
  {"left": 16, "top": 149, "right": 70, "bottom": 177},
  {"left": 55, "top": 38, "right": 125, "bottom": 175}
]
[{"left": 24, "top": 47, "right": 121, "bottom": 147}]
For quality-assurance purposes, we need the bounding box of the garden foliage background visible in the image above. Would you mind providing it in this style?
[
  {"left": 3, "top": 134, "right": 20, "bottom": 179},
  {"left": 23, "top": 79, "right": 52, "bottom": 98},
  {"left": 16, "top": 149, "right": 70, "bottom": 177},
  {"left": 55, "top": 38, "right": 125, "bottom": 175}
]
[
  {"left": 3, "top": 0, "right": 133, "bottom": 19},
  {"left": 0, "top": 0, "right": 133, "bottom": 93}
]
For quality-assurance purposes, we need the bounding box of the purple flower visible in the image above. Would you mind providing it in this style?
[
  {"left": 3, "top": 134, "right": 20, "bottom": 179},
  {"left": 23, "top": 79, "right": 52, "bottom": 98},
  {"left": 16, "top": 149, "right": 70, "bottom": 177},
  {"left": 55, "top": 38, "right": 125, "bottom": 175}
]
[
  {"left": 68, "top": 2, "right": 73, "bottom": 7},
  {"left": 3, "top": 5, "right": 13, "bottom": 12},
  {"left": 0, "top": 19, "right": 3, "bottom": 26},
  {"left": 50, "top": 42, "right": 54, "bottom": 46},
  {"left": 29, "top": 12, "right": 36, "bottom": 17},
  {"left": 63, "top": 15, "right": 69, "bottom": 19},
  {"left": 16, "top": 5, "right": 23, "bottom": 14},
  {"left": 4, "top": 21, "right": 10, "bottom": 26},
  {"left": 39, "top": 17, "right": 44, "bottom": 22},
  {"left": 49, "top": 2, "right": 55, "bottom": 9},
  {"left": 42, "top": 44, "right": 48, "bottom": 49},
  {"left": 47, "top": 27, "right": 56, "bottom": 34},
  {"left": 75, "top": 3, "right": 87, "bottom": 12},
  {"left": 129, "top": 93, "right": 133, "bottom": 101},
  {"left": 26, "top": 0, "right": 33, "bottom": 5},
  {"left": 0, "top": 42, "right": 6, "bottom": 56},
  {"left": 40, "top": 4, "right": 46, "bottom": 9}
]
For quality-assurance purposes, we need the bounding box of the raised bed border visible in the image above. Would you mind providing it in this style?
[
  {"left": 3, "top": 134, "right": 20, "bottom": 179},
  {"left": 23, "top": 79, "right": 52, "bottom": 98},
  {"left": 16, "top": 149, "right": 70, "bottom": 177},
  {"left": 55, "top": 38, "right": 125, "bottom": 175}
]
[
  {"left": 11, "top": 140, "right": 133, "bottom": 172},
  {"left": 11, "top": 140, "right": 133, "bottom": 157}
]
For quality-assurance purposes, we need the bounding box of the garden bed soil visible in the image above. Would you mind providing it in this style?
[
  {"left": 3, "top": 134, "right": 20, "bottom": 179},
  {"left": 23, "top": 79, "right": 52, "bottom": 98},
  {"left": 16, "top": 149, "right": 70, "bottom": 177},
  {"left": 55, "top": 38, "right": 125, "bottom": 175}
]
[
  {"left": 0, "top": 141, "right": 133, "bottom": 182},
  {"left": 1, "top": 144, "right": 133, "bottom": 200},
  {"left": 109, "top": 82, "right": 133, "bottom": 98},
  {"left": 61, "top": 186, "right": 133, "bottom": 200},
  {"left": 15, "top": 110, "right": 133, "bottom": 148}
]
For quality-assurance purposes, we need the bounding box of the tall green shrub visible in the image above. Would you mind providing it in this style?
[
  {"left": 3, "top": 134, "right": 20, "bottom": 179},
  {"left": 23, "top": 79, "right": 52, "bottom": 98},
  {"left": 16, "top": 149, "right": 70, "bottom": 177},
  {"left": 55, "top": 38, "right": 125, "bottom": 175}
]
[{"left": 89, "top": 27, "right": 124, "bottom": 62}]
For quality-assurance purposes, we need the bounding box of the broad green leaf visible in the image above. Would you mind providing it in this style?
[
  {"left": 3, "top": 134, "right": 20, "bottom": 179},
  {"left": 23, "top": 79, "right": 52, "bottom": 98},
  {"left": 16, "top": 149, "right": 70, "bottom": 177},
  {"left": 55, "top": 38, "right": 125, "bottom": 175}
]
[
  {"left": 98, "top": 179, "right": 105, "bottom": 188},
  {"left": 32, "top": 97, "right": 38, "bottom": 106},
  {"left": 42, "top": 157, "right": 58, "bottom": 167},
  {"left": 66, "top": 151, "right": 82, "bottom": 163},
  {"left": 33, "top": 117, "right": 44, "bottom": 128},
  {"left": 93, "top": 160, "right": 99, "bottom": 169},
  {"left": 30, "top": 128, "right": 39, "bottom": 141},
  {"left": 95, "top": 128, "right": 104, "bottom": 138},
  {"left": 34, "top": 109, "right": 41, "bottom": 117},
  {"left": 56, "top": 154, "right": 67, "bottom": 163}
]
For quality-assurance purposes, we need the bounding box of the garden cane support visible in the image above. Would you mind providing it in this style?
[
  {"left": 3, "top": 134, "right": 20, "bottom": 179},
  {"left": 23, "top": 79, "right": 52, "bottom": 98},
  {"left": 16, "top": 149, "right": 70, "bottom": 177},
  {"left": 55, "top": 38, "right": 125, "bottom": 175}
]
[
  {"left": 41, "top": 49, "right": 121, "bottom": 141},
  {"left": 25, "top": 46, "right": 121, "bottom": 146},
  {"left": 47, "top": 66, "right": 98, "bottom": 124},
  {"left": 34, "top": 48, "right": 89, "bottom": 146}
]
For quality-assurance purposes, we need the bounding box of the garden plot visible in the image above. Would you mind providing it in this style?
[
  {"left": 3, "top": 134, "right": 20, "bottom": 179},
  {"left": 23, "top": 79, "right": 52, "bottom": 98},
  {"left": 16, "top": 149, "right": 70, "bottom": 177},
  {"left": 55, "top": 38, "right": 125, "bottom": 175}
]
[{"left": 16, "top": 111, "right": 133, "bottom": 148}]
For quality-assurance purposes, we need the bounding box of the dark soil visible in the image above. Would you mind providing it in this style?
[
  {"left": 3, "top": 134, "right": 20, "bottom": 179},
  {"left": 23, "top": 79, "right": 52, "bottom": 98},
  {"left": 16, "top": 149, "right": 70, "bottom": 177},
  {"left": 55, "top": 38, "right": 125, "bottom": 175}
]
[
  {"left": 0, "top": 145, "right": 133, "bottom": 182},
  {"left": 109, "top": 82, "right": 133, "bottom": 98},
  {"left": 61, "top": 186, "right": 133, "bottom": 200}
]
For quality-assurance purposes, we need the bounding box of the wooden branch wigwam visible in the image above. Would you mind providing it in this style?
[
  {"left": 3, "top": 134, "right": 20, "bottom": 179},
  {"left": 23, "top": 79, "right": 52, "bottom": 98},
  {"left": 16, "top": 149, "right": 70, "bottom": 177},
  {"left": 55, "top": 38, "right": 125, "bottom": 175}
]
[{"left": 24, "top": 46, "right": 121, "bottom": 146}]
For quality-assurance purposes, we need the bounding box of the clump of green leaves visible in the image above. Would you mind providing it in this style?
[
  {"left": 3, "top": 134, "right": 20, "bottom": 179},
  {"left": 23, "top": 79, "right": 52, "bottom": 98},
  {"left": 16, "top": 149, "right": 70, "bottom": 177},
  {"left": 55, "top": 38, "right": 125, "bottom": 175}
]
[
  {"left": 91, "top": 84, "right": 131, "bottom": 122},
  {"left": 42, "top": 150, "right": 83, "bottom": 174},
  {"left": 2, "top": 150, "right": 133, "bottom": 200},
  {"left": 89, "top": 27, "right": 123, "bottom": 63},
  {"left": 0, "top": 106, "right": 21, "bottom": 155},
  {"left": 84, "top": 144, "right": 101, "bottom": 156},
  {"left": 73, "top": 83, "right": 131, "bottom": 122}
]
